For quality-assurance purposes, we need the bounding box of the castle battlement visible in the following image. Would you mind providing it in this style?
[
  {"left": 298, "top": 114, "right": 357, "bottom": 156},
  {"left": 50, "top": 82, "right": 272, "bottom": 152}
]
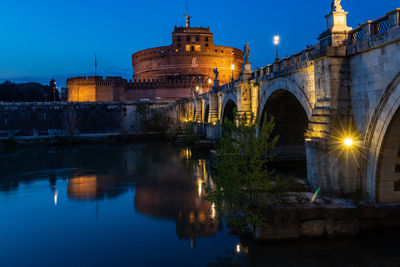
[{"left": 173, "top": 26, "right": 210, "bottom": 34}]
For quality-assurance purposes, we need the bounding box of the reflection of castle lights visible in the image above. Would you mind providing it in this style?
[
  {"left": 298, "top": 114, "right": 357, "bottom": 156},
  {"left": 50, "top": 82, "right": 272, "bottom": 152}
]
[
  {"left": 185, "top": 148, "right": 192, "bottom": 160},
  {"left": 211, "top": 203, "right": 216, "bottom": 219},
  {"left": 54, "top": 190, "right": 58, "bottom": 206},
  {"left": 236, "top": 244, "right": 241, "bottom": 253},
  {"left": 198, "top": 180, "right": 202, "bottom": 197}
]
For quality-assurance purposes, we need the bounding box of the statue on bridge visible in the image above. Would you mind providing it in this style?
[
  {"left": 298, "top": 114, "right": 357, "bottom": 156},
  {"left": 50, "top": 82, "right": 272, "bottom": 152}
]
[
  {"left": 244, "top": 43, "right": 250, "bottom": 64},
  {"left": 331, "top": 0, "right": 343, "bottom": 12},
  {"left": 213, "top": 68, "right": 219, "bottom": 80}
]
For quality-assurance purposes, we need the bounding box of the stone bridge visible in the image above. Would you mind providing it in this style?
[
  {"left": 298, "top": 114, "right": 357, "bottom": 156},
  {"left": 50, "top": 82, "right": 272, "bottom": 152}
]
[{"left": 180, "top": 4, "right": 400, "bottom": 203}]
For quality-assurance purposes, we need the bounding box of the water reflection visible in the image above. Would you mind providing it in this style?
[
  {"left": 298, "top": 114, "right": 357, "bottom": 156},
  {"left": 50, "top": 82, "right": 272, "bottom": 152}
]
[
  {"left": 134, "top": 152, "right": 218, "bottom": 241},
  {"left": 0, "top": 143, "right": 218, "bottom": 241}
]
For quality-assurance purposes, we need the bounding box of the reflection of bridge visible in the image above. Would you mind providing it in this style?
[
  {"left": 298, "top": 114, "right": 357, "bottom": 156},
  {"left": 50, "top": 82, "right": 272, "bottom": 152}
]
[{"left": 177, "top": 3, "right": 400, "bottom": 203}]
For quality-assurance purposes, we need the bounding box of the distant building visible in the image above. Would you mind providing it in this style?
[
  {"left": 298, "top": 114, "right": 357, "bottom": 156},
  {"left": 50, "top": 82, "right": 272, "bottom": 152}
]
[{"left": 67, "top": 17, "right": 243, "bottom": 102}]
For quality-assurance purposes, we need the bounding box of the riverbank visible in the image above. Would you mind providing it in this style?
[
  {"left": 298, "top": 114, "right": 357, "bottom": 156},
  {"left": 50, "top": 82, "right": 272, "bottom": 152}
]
[
  {"left": 256, "top": 198, "right": 400, "bottom": 241},
  {"left": 0, "top": 133, "right": 167, "bottom": 152}
]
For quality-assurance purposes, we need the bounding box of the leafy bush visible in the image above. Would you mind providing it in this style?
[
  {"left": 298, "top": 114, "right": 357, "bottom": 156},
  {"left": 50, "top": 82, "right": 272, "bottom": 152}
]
[{"left": 206, "top": 112, "right": 282, "bottom": 236}]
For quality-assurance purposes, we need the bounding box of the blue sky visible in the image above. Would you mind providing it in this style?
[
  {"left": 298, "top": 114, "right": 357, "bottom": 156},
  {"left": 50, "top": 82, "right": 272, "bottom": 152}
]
[{"left": 0, "top": 0, "right": 398, "bottom": 87}]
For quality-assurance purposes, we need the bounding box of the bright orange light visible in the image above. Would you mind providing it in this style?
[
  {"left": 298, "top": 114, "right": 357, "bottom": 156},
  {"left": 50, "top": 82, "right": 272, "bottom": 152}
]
[
  {"left": 231, "top": 64, "right": 235, "bottom": 70},
  {"left": 198, "top": 180, "right": 202, "bottom": 197},
  {"left": 344, "top": 138, "right": 353, "bottom": 147},
  {"left": 208, "top": 79, "right": 212, "bottom": 84}
]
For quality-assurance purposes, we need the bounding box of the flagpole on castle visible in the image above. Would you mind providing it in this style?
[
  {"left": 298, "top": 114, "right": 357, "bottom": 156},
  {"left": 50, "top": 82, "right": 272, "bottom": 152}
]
[{"left": 95, "top": 54, "right": 97, "bottom": 76}]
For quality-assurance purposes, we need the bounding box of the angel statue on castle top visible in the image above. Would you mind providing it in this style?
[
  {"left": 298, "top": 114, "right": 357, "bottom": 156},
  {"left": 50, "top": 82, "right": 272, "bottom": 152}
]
[{"left": 331, "top": 0, "right": 343, "bottom": 12}]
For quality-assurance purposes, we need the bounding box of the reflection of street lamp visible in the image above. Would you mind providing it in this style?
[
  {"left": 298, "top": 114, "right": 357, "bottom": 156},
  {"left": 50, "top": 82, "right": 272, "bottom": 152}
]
[
  {"left": 273, "top": 35, "right": 280, "bottom": 61},
  {"left": 231, "top": 64, "right": 234, "bottom": 81}
]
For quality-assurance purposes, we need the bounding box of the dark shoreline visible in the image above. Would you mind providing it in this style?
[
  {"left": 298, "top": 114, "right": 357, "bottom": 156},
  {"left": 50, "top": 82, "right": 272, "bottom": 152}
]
[{"left": 0, "top": 133, "right": 168, "bottom": 152}]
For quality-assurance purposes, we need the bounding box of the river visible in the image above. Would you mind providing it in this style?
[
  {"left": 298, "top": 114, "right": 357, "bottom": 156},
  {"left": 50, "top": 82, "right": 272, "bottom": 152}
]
[{"left": 1, "top": 142, "right": 400, "bottom": 266}]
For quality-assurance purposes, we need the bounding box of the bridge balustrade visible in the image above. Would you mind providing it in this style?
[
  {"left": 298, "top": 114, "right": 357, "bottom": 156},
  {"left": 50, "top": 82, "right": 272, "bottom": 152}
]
[{"left": 349, "top": 9, "right": 400, "bottom": 44}]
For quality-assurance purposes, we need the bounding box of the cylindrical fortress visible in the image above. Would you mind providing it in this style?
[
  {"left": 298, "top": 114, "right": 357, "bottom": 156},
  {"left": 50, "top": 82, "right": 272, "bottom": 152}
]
[{"left": 132, "top": 26, "right": 243, "bottom": 86}]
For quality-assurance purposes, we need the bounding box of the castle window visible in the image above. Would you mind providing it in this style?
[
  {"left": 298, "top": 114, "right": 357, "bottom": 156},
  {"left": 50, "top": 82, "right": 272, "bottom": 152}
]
[
  {"left": 395, "top": 181, "right": 400, "bottom": 191},
  {"left": 205, "top": 43, "right": 209, "bottom": 47},
  {"left": 196, "top": 36, "right": 199, "bottom": 41},
  {"left": 187, "top": 36, "right": 190, "bottom": 41},
  {"left": 177, "top": 36, "right": 181, "bottom": 41},
  {"left": 177, "top": 43, "right": 181, "bottom": 47},
  {"left": 205, "top": 37, "right": 209, "bottom": 42}
]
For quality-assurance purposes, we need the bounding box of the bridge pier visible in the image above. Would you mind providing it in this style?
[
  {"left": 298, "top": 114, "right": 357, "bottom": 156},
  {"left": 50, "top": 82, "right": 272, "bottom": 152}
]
[{"left": 306, "top": 139, "right": 360, "bottom": 198}]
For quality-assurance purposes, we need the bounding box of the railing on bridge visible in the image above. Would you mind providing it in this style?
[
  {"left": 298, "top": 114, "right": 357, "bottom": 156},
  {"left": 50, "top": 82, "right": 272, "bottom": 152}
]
[
  {"left": 348, "top": 9, "right": 400, "bottom": 44},
  {"left": 206, "top": 8, "right": 400, "bottom": 93}
]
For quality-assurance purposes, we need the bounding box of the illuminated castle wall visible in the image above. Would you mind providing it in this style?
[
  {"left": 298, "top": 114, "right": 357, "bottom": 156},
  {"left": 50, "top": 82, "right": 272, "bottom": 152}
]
[
  {"left": 131, "top": 26, "right": 243, "bottom": 86},
  {"left": 67, "top": 19, "right": 243, "bottom": 102}
]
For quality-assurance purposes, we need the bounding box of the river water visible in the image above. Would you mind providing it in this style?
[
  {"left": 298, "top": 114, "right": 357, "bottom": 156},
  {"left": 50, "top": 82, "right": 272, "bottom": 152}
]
[{"left": 1, "top": 142, "right": 400, "bottom": 266}]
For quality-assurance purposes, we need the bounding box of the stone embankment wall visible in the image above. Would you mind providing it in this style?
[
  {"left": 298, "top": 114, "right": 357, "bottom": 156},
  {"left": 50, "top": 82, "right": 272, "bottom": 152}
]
[
  {"left": 0, "top": 102, "right": 179, "bottom": 137},
  {"left": 256, "top": 203, "right": 400, "bottom": 241}
]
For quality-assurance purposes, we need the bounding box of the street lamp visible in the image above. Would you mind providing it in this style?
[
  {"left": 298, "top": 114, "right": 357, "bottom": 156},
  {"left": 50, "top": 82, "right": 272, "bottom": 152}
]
[
  {"left": 231, "top": 64, "right": 234, "bottom": 81},
  {"left": 273, "top": 35, "right": 280, "bottom": 61},
  {"left": 344, "top": 137, "right": 354, "bottom": 148}
]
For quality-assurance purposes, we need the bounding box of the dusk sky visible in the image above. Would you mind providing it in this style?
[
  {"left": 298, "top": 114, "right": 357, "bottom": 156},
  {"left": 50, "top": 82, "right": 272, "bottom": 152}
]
[{"left": 0, "top": 0, "right": 398, "bottom": 87}]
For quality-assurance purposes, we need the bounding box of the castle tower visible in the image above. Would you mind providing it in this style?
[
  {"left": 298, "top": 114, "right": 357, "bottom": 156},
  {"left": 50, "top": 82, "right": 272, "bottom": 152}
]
[{"left": 130, "top": 16, "right": 243, "bottom": 100}]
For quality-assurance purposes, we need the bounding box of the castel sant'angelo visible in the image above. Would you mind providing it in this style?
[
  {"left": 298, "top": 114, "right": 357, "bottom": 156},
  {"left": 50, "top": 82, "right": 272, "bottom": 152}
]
[{"left": 67, "top": 16, "right": 243, "bottom": 102}]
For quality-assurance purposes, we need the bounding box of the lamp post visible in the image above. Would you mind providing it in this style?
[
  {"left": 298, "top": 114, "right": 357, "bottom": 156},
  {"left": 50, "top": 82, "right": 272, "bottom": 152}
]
[{"left": 274, "top": 35, "right": 280, "bottom": 61}]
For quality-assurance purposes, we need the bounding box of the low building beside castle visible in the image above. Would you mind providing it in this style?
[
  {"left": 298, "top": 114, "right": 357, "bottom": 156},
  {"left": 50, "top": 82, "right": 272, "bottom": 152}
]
[{"left": 67, "top": 17, "right": 243, "bottom": 102}]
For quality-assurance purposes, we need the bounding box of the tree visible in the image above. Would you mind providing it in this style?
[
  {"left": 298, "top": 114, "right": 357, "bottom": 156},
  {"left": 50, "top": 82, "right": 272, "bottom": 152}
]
[{"left": 206, "top": 112, "right": 280, "bottom": 237}]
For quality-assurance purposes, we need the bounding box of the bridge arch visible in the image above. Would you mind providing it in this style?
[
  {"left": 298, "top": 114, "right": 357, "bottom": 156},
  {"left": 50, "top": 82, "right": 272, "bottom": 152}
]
[
  {"left": 204, "top": 104, "right": 210, "bottom": 123},
  {"left": 258, "top": 78, "right": 313, "bottom": 121},
  {"left": 222, "top": 100, "right": 237, "bottom": 123},
  {"left": 365, "top": 72, "right": 400, "bottom": 202},
  {"left": 221, "top": 94, "right": 237, "bottom": 123},
  {"left": 258, "top": 78, "right": 310, "bottom": 168}
]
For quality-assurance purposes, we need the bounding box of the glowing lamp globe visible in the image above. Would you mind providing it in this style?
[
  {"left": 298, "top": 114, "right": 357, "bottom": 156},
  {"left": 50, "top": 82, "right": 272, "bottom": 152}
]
[
  {"left": 274, "top": 35, "right": 280, "bottom": 45},
  {"left": 344, "top": 138, "right": 353, "bottom": 147}
]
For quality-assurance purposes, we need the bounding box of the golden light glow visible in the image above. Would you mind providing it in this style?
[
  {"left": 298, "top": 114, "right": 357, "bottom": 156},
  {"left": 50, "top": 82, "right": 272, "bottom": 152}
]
[
  {"left": 208, "top": 79, "right": 212, "bottom": 84},
  {"left": 344, "top": 137, "right": 354, "bottom": 147},
  {"left": 211, "top": 203, "right": 216, "bottom": 219},
  {"left": 212, "top": 122, "right": 217, "bottom": 126},
  {"left": 236, "top": 244, "right": 241, "bottom": 253},
  {"left": 231, "top": 64, "right": 234, "bottom": 70},
  {"left": 195, "top": 86, "right": 199, "bottom": 92},
  {"left": 184, "top": 148, "right": 192, "bottom": 160},
  {"left": 198, "top": 180, "right": 202, "bottom": 197},
  {"left": 274, "top": 35, "right": 280, "bottom": 45}
]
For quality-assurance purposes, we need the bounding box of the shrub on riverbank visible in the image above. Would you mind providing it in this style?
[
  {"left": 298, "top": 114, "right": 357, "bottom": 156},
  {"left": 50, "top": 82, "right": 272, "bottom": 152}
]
[{"left": 207, "top": 112, "right": 303, "bottom": 237}]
